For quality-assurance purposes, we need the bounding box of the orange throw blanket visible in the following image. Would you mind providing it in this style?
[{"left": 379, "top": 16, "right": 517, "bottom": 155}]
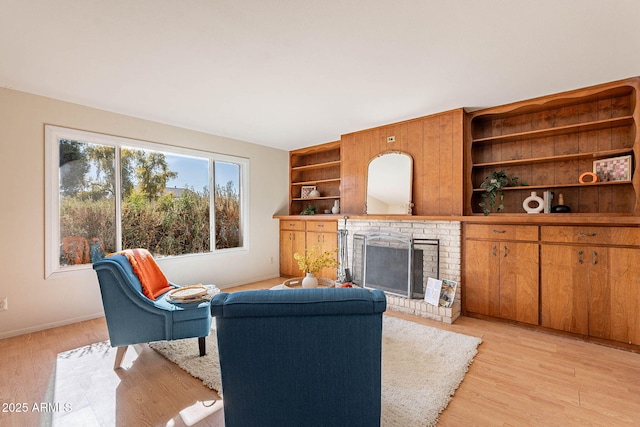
[{"left": 118, "top": 248, "right": 173, "bottom": 300}]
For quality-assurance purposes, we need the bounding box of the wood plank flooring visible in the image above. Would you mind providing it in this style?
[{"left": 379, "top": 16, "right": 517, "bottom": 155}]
[{"left": 1, "top": 277, "right": 639, "bottom": 426}]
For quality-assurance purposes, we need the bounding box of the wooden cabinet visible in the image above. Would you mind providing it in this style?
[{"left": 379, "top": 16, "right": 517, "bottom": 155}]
[
  {"left": 305, "top": 221, "right": 338, "bottom": 279},
  {"left": 464, "top": 224, "right": 539, "bottom": 325},
  {"left": 465, "top": 77, "right": 640, "bottom": 215},
  {"left": 279, "top": 220, "right": 306, "bottom": 277},
  {"left": 279, "top": 220, "right": 338, "bottom": 280},
  {"left": 541, "top": 226, "right": 640, "bottom": 344},
  {"left": 289, "top": 141, "right": 341, "bottom": 215}
]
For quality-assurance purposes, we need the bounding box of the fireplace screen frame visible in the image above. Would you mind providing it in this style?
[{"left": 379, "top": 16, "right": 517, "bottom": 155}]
[{"left": 352, "top": 231, "right": 439, "bottom": 298}]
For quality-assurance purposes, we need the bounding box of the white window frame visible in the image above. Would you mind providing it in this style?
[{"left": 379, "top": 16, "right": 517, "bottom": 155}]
[{"left": 45, "top": 125, "right": 249, "bottom": 278}]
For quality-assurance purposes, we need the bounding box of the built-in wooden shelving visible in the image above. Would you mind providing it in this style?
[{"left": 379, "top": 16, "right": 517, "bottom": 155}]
[
  {"left": 289, "top": 141, "right": 341, "bottom": 215},
  {"left": 466, "top": 77, "right": 640, "bottom": 216}
]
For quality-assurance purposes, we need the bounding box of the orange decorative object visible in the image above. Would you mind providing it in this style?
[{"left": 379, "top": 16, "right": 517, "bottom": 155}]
[
  {"left": 579, "top": 172, "right": 598, "bottom": 184},
  {"left": 61, "top": 236, "right": 90, "bottom": 265}
]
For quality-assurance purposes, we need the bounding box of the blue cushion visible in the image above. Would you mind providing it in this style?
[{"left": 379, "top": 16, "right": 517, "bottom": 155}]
[{"left": 210, "top": 287, "right": 386, "bottom": 318}]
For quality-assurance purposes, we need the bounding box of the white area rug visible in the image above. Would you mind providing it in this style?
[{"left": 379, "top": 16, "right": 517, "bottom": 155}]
[{"left": 150, "top": 316, "right": 482, "bottom": 427}]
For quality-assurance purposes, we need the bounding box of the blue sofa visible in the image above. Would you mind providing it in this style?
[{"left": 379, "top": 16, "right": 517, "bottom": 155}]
[
  {"left": 211, "top": 287, "right": 386, "bottom": 427},
  {"left": 93, "top": 254, "right": 212, "bottom": 368}
]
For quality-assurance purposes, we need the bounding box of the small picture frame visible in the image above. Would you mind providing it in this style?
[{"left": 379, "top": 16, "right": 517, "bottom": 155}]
[
  {"left": 593, "top": 155, "right": 632, "bottom": 182},
  {"left": 300, "top": 185, "right": 317, "bottom": 198}
]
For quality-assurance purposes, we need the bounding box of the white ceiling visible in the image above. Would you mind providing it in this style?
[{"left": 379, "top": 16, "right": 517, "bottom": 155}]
[{"left": 2, "top": 0, "right": 640, "bottom": 151}]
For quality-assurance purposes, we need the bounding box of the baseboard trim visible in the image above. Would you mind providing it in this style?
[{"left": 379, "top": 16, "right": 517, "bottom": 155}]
[
  {"left": 0, "top": 274, "right": 282, "bottom": 340},
  {"left": 0, "top": 312, "right": 105, "bottom": 340},
  {"left": 217, "top": 273, "right": 281, "bottom": 290}
]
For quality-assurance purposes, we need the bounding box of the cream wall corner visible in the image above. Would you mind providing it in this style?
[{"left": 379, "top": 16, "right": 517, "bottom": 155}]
[{"left": 0, "top": 88, "right": 289, "bottom": 339}]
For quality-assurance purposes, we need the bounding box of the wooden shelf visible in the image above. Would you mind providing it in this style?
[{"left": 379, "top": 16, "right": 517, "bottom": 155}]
[
  {"left": 292, "top": 196, "right": 341, "bottom": 201},
  {"left": 291, "top": 160, "right": 341, "bottom": 171},
  {"left": 472, "top": 180, "right": 632, "bottom": 193},
  {"left": 473, "top": 148, "right": 634, "bottom": 168},
  {"left": 291, "top": 178, "right": 341, "bottom": 186},
  {"left": 472, "top": 116, "right": 634, "bottom": 144}
]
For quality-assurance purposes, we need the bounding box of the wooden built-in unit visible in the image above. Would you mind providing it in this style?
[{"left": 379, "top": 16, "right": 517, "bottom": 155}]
[
  {"left": 540, "top": 226, "right": 640, "bottom": 345},
  {"left": 289, "top": 141, "right": 341, "bottom": 216},
  {"left": 464, "top": 224, "right": 539, "bottom": 325},
  {"left": 279, "top": 219, "right": 338, "bottom": 280},
  {"left": 341, "top": 108, "right": 464, "bottom": 216},
  {"left": 465, "top": 77, "right": 639, "bottom": 216},
  {"left": 462, "top": 77, "right": 640, "bottom": 350},
  {"left": 278, "top": 76, "right": 640, "bottom": 350}
]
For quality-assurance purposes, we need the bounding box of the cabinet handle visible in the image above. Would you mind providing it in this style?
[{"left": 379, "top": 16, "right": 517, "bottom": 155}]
[
  {"left": 592, "top": 251, "right": 598, "bottom": 265},
  {"left": 578, "top": 232, "right": 597, "bottom": 237},
  {"left": 317, "top": 224, "right": 324, "bottom": 228},
  {"left": 503, "top": 245, "right": 508, "bottom": 257},
  {"left": 492, "top": 229, "right": 507, "bottom": 234},
  {"left": 492, "top": 245, "right": 497, "bottom": 257},
  {"left": 578, "top": 250, "right": 584, "bottom": 264}
]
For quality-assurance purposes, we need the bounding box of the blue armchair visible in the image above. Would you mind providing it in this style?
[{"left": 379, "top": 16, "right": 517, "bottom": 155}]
[
  {"left": 211, "top": 287, "right": 386, "bottom": 427},
  {"left": 93, "top": 254, "right": 212, "bottom": 368}
]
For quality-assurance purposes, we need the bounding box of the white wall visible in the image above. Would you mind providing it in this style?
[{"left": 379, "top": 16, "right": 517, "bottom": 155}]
[{"left": 0, "top": 88, "right": 289, "bottom": 338}]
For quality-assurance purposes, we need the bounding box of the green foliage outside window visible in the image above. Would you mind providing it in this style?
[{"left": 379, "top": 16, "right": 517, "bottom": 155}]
[
  {"left": 60, "top": 184, "right": 240, "bottom": 259},
  {"left": 58, "top": 138, "right": 241, "bottom": 265}
]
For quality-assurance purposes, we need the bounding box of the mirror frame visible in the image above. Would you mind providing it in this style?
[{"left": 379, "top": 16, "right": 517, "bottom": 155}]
[{"left": 364, "top": 150, "right": 414, "bottom": 215}]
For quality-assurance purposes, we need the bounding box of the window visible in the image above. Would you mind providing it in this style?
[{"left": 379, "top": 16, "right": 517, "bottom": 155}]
[{"left": 46, "top": 126, "right": 248, "bottom": 277}]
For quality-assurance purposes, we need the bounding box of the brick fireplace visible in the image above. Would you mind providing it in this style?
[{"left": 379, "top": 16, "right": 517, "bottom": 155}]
[{"left": 344, "top": 220, "right": 461, "bottom": 324}]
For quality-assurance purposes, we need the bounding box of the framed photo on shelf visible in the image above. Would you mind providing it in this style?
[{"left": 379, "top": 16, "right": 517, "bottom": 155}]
[
  {"left": 593, "top": 155, "right": 632, "bottom": 182},
  {"left": 300, "top": 185, "right": 317, "bottom": 198}
]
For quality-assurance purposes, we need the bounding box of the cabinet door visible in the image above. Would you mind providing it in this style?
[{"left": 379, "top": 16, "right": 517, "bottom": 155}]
[
  {"left": 541, "top": 245, "right": 588, "bottom": 334},
  {"left": 306, "top": 231, "right": 338, "bottom": 280},
  {"left": 280, "top": 230, "right": 305, "bottom": 276},
  {"left": 589, "top": 247, "right": 640, "bottom": 344},
  {"left": 499, "top": 242, "right": 539, "bottom": 325},
  {"left": 464, "top": 240, "right": 500, "bottom": 317}
]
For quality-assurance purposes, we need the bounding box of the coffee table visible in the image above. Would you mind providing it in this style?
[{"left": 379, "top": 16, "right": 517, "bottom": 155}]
[{"left": 270, "top": 277, "right": 337, "bottom": 289}]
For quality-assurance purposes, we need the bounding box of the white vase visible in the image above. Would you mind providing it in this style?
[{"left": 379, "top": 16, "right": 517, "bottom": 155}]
[
  {"left": 523, "top": 191, "right": 544, "bottom": 214},
  {"left": 302, "top": 272, "right": 318, "bottom": 288},
  {"left": 331, "top": 200, "right": 340, "bottom": 214}
]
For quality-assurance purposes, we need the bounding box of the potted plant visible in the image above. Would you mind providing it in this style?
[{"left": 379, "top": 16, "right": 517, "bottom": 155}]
[
  {"left": 300, "top": 204, "right": 318, "bottom": 215},
  {"left": 294, "top": 244, "right": 339, "bottom": 288},
  {"left": 479, "top": 170, "right": 522, "bottom": 215}
]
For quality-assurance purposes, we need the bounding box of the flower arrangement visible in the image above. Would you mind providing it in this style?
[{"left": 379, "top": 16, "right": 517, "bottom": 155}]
[{"left": 294, "top": 244, "right": 339, "bottom": 274}]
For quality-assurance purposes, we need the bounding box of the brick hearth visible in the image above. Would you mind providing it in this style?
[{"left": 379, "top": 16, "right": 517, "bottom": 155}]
[{"left": 345, "top": 220, "right": 461, "bottom": 324}]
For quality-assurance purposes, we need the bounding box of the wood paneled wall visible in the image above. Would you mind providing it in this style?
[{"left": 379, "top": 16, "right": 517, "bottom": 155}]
[{"left": 341, "top": 108, "right": 464, "bottom": 215}]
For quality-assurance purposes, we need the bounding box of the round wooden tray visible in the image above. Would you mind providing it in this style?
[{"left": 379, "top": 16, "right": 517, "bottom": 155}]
[
  {"left": 167, "top": 284, "right": 208, "bottom": 302},
  {"left": 282, "top": 277, "right": 336, "bottom": 288}
]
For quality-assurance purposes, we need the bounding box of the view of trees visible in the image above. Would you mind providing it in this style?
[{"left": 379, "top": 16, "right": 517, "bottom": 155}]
[{"left": 58, "top": 139, "right": 240, "bottom": 266}]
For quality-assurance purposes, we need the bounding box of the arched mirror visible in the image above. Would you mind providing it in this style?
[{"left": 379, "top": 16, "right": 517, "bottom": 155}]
[{"left": 365, "top": 151, "right": 413, "bottom": 214}]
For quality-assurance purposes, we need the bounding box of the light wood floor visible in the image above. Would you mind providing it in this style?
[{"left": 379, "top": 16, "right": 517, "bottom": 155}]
[{"left": 2, "top": 277, "right": 640, "bottom": 426}]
